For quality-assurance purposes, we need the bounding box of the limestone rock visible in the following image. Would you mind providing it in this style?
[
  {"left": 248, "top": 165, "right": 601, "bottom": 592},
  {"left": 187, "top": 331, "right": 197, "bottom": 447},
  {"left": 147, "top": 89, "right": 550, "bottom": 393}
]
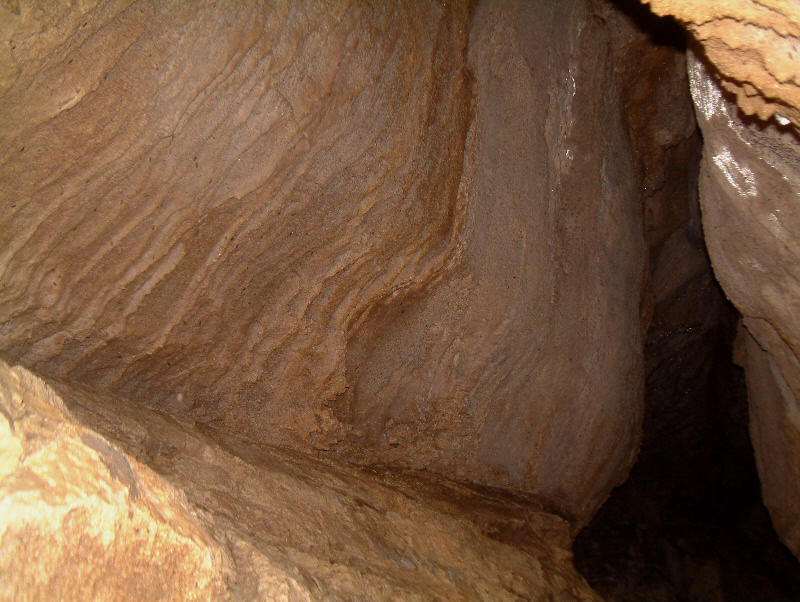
[
  {"left": 687, "top": 50, "right": 800, "bottom": 558},
  {"left": 337, "top": 0, "right": 647, "bottom": 524},
  {"left": 0, "top": 361, "right": 232, "bottom": 601},
  {"left": 0, "top": 358, "right": 600, "bottom": 600},
  {"left": 0, "top": 0, "right": 648, "bottom": 524},
  {"left": 741, "top": 323, "right": 800, "bottom": 558},
  {"left": 644, "top": 0, "right": 800, "bottom": 130}
]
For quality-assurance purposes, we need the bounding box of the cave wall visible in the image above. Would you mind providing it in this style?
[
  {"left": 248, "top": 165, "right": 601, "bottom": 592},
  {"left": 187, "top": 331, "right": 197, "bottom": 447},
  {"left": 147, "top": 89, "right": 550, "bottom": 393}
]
[
  {"left": 645, "top": 0, "right": 800, "bottom": 127},
  {"left": 340, "top": 0, "right": 648, "bottom": 523},
  {"left": 0, "top": 0, "right": 655, "bottom": 525},
  {"left": 643, "top": 0, "right": 800, "bottom": 559},
  {"left": 0, "top": 0, "right": 475, "bottom": 452},
  {"left": 7, "top": 0, "right": 796, "bottom": 598},
  {"left": 0, "top": 358, "right": 600, "bottom": 600},
  {"left": 689, "top": 54, "right": 800, "bottom": 557}
]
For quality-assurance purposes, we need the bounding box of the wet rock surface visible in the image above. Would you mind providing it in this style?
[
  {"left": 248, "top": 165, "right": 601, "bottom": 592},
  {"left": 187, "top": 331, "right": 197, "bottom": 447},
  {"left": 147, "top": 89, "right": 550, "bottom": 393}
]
[
  {"left": 687, "top": 50, "right": 800, "bottom": 559},
  {"left": 574, "top": 3, "right": 800, "bottom": 598}
]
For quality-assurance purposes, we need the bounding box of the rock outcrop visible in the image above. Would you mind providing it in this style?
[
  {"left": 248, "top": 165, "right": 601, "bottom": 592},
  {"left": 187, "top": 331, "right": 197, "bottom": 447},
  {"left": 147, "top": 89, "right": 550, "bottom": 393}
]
[
  {"left": 0, "top": 359, "right": 599, "bottom": 600},
  {"left": 641, "top": 0, "right": 800, "bottom": 559},
  {"left": 645, "top": 0, "right": 800, "bottom": 130},
  {"left": 0, "top": 0, "right": 651, "bottom": 526},
  {"left": 689, "top": 53, "right": 800, "bottom": 558},
  {"left": 0, "top": 361, "right": 232, "bottom": 600}
]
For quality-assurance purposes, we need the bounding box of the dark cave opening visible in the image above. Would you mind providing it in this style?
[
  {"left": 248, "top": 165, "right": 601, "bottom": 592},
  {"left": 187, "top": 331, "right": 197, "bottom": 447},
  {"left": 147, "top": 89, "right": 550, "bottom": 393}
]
[
  {"left": 574, "top": 295, "right": 800, "bottom": 601},
  {"left": 573, "top": 2, "right": 800, "bottom": 600}
]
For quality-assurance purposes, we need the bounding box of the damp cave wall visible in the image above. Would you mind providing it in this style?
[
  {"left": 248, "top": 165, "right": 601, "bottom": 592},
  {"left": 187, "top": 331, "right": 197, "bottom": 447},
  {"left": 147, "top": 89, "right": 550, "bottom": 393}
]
[{"left": 1, "top": 0, "right": 799, "bottom": 563}]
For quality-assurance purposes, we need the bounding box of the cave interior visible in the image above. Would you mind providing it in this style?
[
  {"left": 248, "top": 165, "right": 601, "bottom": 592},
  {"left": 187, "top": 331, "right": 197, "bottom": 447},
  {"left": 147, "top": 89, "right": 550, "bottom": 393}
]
[{"left": 1, "top": 0, "right": 800, "bottom": 600}]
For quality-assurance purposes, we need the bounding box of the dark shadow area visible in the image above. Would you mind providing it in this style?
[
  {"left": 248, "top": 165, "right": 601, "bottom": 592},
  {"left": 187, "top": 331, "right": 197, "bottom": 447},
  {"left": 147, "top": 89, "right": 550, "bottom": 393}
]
[
  {"left": 609, "top": 0, "right": 687, "bottom": 49},
  {"left": 574, "top": 298, "right": 800, "bottom": 601}
]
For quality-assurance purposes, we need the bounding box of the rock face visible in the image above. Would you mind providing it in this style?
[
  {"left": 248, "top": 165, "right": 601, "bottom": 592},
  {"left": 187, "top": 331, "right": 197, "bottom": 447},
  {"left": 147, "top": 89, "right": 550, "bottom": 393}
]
[
  {"left": 339, "top": 0, "right": 647, "bottom": 524},
  {"left": 0, "top": 358, "right": 600, "bottom": 601},
  {"left": 645, "top": 0, "right": 800, "bottom": 129},
  {"left": 0, "top": 361, "right": 231, "bottom": 600},
  {"left": 0, "top": 0, "right": 650, "bottom": 525},
  {"left": 642, "top": 0, "right": 800, "bottom": 559},
  {"left": 688, "top": 51, "right": 800, "bottom": 558},
  {"left": 612, "top": 3, "right": 718, "bottom": 477}
]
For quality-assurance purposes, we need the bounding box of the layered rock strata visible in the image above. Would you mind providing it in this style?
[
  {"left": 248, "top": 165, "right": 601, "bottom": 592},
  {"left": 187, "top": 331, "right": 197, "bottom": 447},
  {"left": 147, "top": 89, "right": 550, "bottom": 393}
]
[
  {"left": 0, "top": 359, "right": 599, "bottom": 601},
  {"left": 0, "top": 0, "right": 650, "bottom": 524},
  {"left": 645, "top": 0, "right": 800, "bottom": 130}
]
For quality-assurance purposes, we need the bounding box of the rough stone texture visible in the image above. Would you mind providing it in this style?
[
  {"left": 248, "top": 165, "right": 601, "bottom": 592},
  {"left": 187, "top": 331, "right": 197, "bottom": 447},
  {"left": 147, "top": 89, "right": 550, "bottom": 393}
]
[
  {"left": 338, "top": 0, "right": 646, "bottom": 524},
  {"left": 0, "top": 0, "right": 648, "bottom": 524},
  {"left": 610, "top": 3, "right": 723, "bottom": 474},
  {"left": 687, "top": 50, "right": 800, "bottom": 558},
  {"left": 0, "top": 361, "right": 232, "bottom": 601},
  {"left": 0, "top": 0, "right": 474, "bottom": 453},
  {"left": 644, "top": 0, "right": 800, "bottom": 130},
  {"left": 0, "top": 359, "right": 600, "bottom": 600}
]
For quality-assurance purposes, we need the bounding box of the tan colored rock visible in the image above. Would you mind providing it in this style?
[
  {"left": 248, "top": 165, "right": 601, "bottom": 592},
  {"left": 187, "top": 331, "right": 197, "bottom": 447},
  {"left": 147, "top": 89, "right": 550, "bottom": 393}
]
[
  {"left": 643, "top": 0, "right": 800, "bottom": 129},
  {"left": 686, "top": 50, "right": 800, "bottom": 557},
  {"left": 0, "top": 0, "right": 648, "bottom": 524},
  {"left": 0, "top": 358, "right": 600, "bottom": 600},
  {"left": 0, "top": 361, "right": 232, "bottom": 601}
]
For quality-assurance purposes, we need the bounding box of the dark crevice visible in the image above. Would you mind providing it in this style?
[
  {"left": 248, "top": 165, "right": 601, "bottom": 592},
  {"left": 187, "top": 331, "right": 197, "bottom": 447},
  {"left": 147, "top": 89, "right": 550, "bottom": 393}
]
[
  {"left": 575, "top": 294, "right": 800, "bottom": 601},
  {"left": 573, "top": 3, "right": 800, "bottom": 600}
]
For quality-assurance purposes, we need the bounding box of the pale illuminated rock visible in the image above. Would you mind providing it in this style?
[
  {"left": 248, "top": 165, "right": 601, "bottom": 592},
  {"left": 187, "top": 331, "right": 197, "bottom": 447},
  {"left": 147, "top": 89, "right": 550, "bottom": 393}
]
[
  {"left": 0, "top": 361, "right": 232, "bottom": 601},
  {"left": 0, "top": 359, "right": 599, "bottom": 600},
  {"left": 645, "top": 0, "right": 800, "bottom": 130}
]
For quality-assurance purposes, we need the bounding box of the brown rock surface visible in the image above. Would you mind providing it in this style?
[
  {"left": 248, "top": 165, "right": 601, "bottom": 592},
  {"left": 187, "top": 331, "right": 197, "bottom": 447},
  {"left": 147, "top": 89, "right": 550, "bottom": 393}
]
[
  {"left": 686, "top": 49, "right": 800, "bottom": 557},
  {"left": 612, "top": 3, "right": 722, "bottom": 473},
  {"left": 0, "top": 358, "right": 600, "bottom": 600},
  {"left": 644, "top": 0, "right": 800, "bottom": 129},
  {"left": 635, "top": 0, "right": 800, "bottom": 560},
  {"left": 0, "top": 0, "right": 649, "bottom": 524},
  {"left": 741, "top": 323, "right": 800, "bottom": 559},
  {"left": 338, "top": 0, "right": 647, "bottom": 524}
]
